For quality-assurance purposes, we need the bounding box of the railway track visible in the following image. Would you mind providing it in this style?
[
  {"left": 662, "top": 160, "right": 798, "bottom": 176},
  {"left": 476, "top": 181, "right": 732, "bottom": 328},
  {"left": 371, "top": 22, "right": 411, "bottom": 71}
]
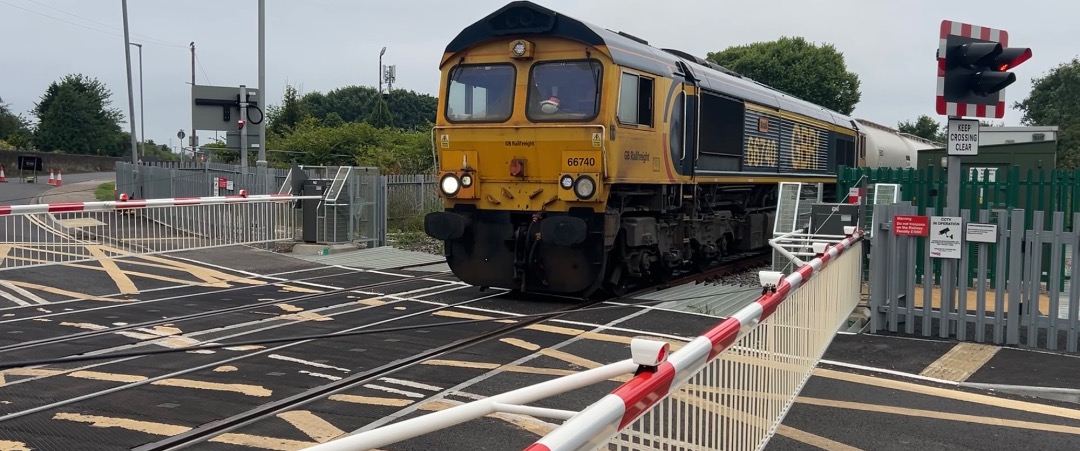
[{"left": 0, "top": 250, "right": 771, "bottom": 450}]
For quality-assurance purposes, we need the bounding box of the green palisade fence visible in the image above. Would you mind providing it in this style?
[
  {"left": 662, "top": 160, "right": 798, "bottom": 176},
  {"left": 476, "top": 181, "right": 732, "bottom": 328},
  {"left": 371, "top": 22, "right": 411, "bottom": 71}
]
[{"left": 838, "top": 165, "right": 1078, "bottom": 289}]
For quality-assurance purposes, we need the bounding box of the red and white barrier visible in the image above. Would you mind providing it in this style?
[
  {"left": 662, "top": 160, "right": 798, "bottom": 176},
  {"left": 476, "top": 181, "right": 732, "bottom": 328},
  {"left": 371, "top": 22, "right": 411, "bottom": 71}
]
[
  {"left": 525, "top": 230, "right": 865, "bottom": 451},
  {"left": 0, "top": 193, "right": 306, "bottom": 216}
]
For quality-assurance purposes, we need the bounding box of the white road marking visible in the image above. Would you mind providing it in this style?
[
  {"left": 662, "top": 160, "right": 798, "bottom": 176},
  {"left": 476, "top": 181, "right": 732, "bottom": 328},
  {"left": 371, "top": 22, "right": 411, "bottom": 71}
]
[
  {"left": 268, "top": 354, "right": 350, "bottom": 372},
  {"left": 362, "top": 384, "right": 426, "bottom": 399},
  {"left": 0, "top": 288, "right": 31, "bottom": 306},
  {"left": 378, "top": 377, "right": 442, "bottom": 392},
  {"left": 0, "top": 282, "right": 48, "bottom": 304}
]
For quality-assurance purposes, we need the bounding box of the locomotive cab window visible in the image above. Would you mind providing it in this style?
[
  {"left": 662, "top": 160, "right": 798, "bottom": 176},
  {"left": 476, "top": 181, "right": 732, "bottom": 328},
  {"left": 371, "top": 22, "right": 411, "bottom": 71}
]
[
  {"left": 445, "top": 64, "right": 515, "bottom": 123},
  {"left": 526, "top": 60, "right": 601, "bottom": 122},
  {"left": 617, "top": 72, "right": 653, "bottom": 127}
]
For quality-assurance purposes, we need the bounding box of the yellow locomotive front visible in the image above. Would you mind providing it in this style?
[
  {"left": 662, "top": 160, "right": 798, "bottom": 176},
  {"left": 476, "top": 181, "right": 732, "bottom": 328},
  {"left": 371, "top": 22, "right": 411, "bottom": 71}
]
[{"left": 424, "top": 4, "right": 619, "bottom": 295}]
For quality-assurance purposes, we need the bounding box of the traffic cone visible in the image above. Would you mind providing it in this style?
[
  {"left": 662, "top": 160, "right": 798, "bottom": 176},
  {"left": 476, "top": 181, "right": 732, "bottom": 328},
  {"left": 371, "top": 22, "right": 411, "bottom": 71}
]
[
  {"left": 47, "top": 169, "right": 55, "bottom": 185},
  {"left": 55, "top": 169, "right": 62, "bottom": 187},
  {"left": 0, "top": 165, "right": 7, "bottom": 183}
]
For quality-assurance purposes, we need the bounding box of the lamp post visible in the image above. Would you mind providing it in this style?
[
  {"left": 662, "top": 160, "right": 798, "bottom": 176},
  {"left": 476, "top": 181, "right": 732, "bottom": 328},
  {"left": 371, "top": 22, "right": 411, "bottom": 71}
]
[
  {"left": 379, "top": 47, "right": 386, "bottom": 95},
  {"left": 129, "top": 42, "right": 144, "bottom": 150}
]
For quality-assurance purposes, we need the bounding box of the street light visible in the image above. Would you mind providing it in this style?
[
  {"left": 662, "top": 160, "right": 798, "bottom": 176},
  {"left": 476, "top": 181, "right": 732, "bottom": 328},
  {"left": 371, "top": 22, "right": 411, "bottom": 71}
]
[
  {"left": 129, "top": 42, "right": 144, "bottom": 150},
  {"left": 379, "top": 46, "right": 386, "bottom": 95}
]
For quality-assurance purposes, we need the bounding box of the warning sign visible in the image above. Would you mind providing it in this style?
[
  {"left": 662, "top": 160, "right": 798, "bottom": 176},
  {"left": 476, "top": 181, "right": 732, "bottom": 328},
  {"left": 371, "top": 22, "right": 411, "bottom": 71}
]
[
  {"left": 893, "top": 215, "right": 929, "bottom": 236},
  {"left": 440, "top": 134, "right": 449, "bottom": 148},
  {"left": 928, "top": 216, "right": 962, "bottom": 259},
  {"left": 592, "top": 132, "right": 602, "bottom": 148}
]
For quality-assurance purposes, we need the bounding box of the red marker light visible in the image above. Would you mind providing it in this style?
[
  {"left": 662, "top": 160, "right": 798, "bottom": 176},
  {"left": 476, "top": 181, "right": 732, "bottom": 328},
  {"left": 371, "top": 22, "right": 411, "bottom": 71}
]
[{"left": 238, "top": 119, "right": 246, "bottom": 130}]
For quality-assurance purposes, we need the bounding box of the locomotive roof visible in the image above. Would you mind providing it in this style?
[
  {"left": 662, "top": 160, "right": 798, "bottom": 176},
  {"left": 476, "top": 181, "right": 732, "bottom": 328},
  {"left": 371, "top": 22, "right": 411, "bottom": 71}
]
[{"left": 445, "top": 1, "right": 857, "bottom": 130}]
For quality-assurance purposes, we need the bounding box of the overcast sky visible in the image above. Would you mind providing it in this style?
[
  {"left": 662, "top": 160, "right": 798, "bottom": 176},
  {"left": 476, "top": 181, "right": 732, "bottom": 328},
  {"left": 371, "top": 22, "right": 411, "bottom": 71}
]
[{"left": 1, "top": 0, "right": 1074, "bottom": 150}]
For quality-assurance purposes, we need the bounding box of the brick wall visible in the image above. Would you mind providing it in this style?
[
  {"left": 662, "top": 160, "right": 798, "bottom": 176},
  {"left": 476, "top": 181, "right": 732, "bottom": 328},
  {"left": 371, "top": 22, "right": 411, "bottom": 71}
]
[{"left": 0, "top": 151, "right": 120, "bottom": 175}]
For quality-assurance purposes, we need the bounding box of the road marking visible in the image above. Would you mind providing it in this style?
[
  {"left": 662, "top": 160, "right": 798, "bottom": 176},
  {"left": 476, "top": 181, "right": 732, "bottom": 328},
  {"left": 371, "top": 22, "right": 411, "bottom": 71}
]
[
  {"left": 776, "top": 424, "right": 864, "bottom": 450},
  {"left": 86, "top": 246, "right": 139, "bottom": 294},
  {"left": 280, "top": 311, "right": 333, "bottom": 322},
  {"left": 919, "top": 342, "right": 1000, "bottom": 382},
  {"left": 268, "top": 354, "right": 350, "bottom": 372},
  {"left": 0, "top": 440, "right": 30, "bottom": 451},
  {"left": 274, "top": 283, "right": 322, "bottom": 293},
  {"left": 500, "top": 337, "right": 602, "bottom": 369},
  {"left": 812, "top": 367, "right": 1080, "bottom": 421},
  {"left": 0, "top": 287, "right": 31, "bottom": 306},
  {"left": 434, "top": 310, "right": 653, "bottom": 346},
  {"left": 69, "top": 371, "right": 147, "bottom": 383},
  {"left": 417, "top": 397, "right": 559, "bottom": 437},
  {"left": 300, "top": 370, "right": 341, "bottom": 381},
  {"left": 421, "top": 359, "right": 632, "bottom": 381},
  {"left": 276, "top": 303, "right": 303, "bottom": 312},
  {"left": 0, "top": 282, "right": 48, "bottom": 304},
  {"left": 130, "top": 252, "right": 266, "bottom": 287},
  {"left": 363, "top": 384, "right": 425, "bottom": 399},
  {"left": 328, "top": 394, "right": 413, "bottom": 407},
  {"left": 52, "top": 412, "right": 317, "bottom": 450},
  {"left": 60, "top": 321, "right": 109, "bottom": 331},
  {"left": 152, "top": 378, "right": 272, "bottom": 397},
  {"left": 276, "top": 411, "right": 345, "bottom": 443},
  {"left": 214, "top": 366, "right": 238, "bottom": 372},
  {"left": 379, "top": 377, "right": 442, "bottom": 392},
  {"left": 796, "top": 396, "right": 1080, "bottom": 435},
  {"left": 9, "top": 281, "right": 125, "bottom": 302}
]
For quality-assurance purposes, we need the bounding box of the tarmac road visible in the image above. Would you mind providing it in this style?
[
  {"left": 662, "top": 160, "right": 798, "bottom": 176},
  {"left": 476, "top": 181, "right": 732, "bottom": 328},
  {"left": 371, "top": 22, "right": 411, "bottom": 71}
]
[{"left": 0, "top": 172, "right": 114, "bottom": 206}]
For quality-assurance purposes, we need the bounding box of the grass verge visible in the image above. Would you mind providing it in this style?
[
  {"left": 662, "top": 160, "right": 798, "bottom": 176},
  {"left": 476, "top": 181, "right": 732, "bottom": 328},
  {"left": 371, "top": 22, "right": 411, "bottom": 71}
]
[{"left": 94, "top": 182, "right": 115, "bottom": 201}]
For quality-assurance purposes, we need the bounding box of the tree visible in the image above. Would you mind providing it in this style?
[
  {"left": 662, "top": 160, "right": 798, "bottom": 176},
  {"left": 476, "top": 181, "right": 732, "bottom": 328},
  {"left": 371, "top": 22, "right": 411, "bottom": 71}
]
[
  {"left": 1014, "top": 57, "right": 1080, "bottom": 169},
  {"left": 0, "top": 96, "right": 32, "bottom": 148},
  {"left": 266, "top": 84, "right": 310, "bottom": 137},
  {"left": 898, "top": 115, "right": 946, "bottom": 142},
  {"left": 32, "top": 74, "right": 124, "bottom": 155},
  {"left": 706, "top": 36, "right": 861, "bottom": 115}
]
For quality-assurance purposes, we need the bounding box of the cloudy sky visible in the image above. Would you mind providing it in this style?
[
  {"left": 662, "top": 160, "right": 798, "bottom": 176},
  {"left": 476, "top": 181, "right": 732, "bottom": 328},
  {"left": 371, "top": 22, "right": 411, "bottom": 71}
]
[{"left": 0, "top": 0, "right": 1074, "bottom": 150}]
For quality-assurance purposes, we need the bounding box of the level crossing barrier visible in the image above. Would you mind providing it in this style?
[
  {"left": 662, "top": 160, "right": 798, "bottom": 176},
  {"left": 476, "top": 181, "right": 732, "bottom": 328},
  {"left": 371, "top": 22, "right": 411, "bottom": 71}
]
[
  {"left": 0, "top": 193, "right": 320, "bottom": 271},
  {"left": 304, "top": 229, "right": 865, "bottom": 451}
]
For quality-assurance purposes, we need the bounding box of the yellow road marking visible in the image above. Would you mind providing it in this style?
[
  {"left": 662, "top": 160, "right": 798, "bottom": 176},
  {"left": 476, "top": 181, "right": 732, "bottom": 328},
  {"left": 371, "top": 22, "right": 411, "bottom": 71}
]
[
  {"left": 812, "top": 367, "right": 1080, "bottom": 421},
  {"left": 86, "top": 245, "right": 138, "bottom": 294},
  {"left": 276, "top": 303, "right": 304, "bottom": 312},
  {"left": 274, "top": 283, "right": 321, "bottom": 293},
  {"left": 214, "top": 366, "right": 238, "bottom": 373},
  {"left": 328, "top": 394, "right": 414, "bottom": 407},
  {"left": 152, "top": 378, "right": 272, "bottom": 397},
  {"left": 61, "top": 262, "right": 231, "bottom": 288},
  {"left": 60, "top": 321, "right": 109, "bottom": 331},
  {"left": 276, "top": 411, "right": 345, "bottom": 443},
  {"left": 69, "top": 371, "right": 147, "bottom": 383},
  {"left": 434, "top": 310, "right": 682, "bottom": 350},
  {"left": 280, "top": 312, "right": 333, "bottom": 322},
  {"left": 416, "top": 397, "right": 559, "bottom": 437},
  {"left": 919, "top": 342, "right": 1000, "bottom": 382},
  {"left": 0, "top": 245, "right": 10, "bottom": 264},
  {"left": 797, "top": 396, "right": 1080, "bottom": 435},
  {"left": 0, "top": 440, "right": 30, "bottom": 451},
  {"left": 355, "top": 297, "right": 387, "bottom": 306},
  {"left": 53, "top": 412, "right": 317, "bottom": 450},
  {"left": 129, "top": 251, "right": 265, "bottom": 286},
  {"left": 776, "top": 424, "right": 864, "bottom": 450},
  {"left": 500, "top": 338, "right": 540, "bottom": 351}
]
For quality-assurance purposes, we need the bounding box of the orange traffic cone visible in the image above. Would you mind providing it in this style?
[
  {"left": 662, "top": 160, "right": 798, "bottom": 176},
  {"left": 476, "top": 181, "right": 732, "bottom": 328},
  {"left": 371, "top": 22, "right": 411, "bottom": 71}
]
[
  {"left": 0, "top": 165, "right": 7, "bottom": 183},
  {"left": 55, "top": 169, "right": 62, "bottom": 187},
  {"left": 47, "top": 169, "right": 55, "bottom": 185}
]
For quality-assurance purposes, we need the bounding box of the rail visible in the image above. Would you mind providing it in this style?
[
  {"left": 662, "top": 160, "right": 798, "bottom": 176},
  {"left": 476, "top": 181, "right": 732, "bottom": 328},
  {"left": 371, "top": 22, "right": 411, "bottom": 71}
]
[
  {"left": 304, "top": 229, "right": 865, "bottom": 450},
  {"left": 0, "top": 193, "right": 321, "bottom": 271}
]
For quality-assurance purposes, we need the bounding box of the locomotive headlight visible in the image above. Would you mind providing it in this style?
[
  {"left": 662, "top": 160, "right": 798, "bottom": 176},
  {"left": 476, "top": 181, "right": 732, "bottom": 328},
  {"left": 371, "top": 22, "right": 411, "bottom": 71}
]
[
  {"left": 573, "top": 175, "right": 596, "bottom": 199},
  {"left": 440, "top": 173, "right": 461, "bottom": 196},
  {"left": 559, "top": 174, "right": 574, "bottom": 189},
  {"left": 460, "top": 174, "right": 473, "bottom": 187}
]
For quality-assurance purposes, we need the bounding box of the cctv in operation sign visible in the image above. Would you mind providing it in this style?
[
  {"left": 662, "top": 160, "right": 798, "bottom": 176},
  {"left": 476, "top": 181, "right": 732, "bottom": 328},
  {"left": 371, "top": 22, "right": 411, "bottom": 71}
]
[{"left": 947, "top": 118, "right": 980, "bottom": 156}]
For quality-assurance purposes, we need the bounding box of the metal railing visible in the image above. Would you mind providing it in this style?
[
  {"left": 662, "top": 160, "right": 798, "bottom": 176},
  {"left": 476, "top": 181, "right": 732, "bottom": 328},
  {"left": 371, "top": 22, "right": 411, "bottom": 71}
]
[
  {"left": 0, "top": 194, "right": 318, "bottom": 271},
  {"left": 304, "top": 230, "right": 865, "bottom": 451}
]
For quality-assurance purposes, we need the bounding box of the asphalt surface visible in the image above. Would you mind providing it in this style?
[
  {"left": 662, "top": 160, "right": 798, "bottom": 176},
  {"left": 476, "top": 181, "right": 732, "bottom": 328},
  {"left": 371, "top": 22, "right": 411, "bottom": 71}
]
[{"left": 0, "top": 172, "right": 114, "bottom": 206}]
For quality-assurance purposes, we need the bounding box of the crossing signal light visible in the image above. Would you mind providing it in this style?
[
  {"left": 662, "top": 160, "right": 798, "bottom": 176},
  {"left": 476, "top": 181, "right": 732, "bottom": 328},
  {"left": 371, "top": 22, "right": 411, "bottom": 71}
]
[
  {"left": 238, "top": 119, "right": 245, "bottom": 130},
  {"left": 943, "top": 36, "right": 1032, "bottom": 105}
]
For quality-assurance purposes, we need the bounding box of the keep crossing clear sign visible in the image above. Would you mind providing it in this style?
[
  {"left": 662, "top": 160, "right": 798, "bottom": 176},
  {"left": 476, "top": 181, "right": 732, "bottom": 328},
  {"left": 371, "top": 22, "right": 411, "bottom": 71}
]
[{"left": 948, "top": 118, "right": 980, "bottom": 156}]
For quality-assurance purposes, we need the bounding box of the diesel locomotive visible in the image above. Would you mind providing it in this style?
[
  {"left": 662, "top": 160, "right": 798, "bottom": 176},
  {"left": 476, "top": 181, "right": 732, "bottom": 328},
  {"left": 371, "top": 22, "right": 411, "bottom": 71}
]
[{"left": 423, "top": 1, "right": 908, "bottom": 297}]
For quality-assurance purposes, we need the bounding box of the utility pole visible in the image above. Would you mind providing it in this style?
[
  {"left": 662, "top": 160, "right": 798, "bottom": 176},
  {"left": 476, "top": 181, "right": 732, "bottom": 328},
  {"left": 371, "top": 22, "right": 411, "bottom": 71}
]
[
  {"left": 121, "top": 0, "right": 138, "bottom": 166},
  {"left": 257, "top": 0, "right": 268, "bottom": 193},
  {"left": 239, "top": 85, "right": 249, "bottom": 175},
  {"left": 191, "top": 41, "right": 199, "bottom": 167},
  {"left": 130, "top": 42, "right": 144, "bottom": 151}
]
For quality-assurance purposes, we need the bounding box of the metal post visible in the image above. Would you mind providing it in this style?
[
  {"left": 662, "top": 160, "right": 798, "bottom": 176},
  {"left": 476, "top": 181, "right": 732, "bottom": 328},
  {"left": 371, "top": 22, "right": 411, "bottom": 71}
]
[
  {"left": 944, "top": 115, "right": 963, "bottom": 337},
  {"left": 256, "top": 0, "right": 268, "bottom": 185},
  {"left": 379, "top": 47, "right": 386, "bottom": 95},
  {"left": 121, "top": 0, "right": 138, "bottom": 166},
  {"left": 134, "top": 43, "right": 144, "bottom": 150},
  {"left": 240, "top": 85, "right": 249, "bottom": 175},
  {"left": 191, "top": 42, "right": 199, "bottom": 168}
]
